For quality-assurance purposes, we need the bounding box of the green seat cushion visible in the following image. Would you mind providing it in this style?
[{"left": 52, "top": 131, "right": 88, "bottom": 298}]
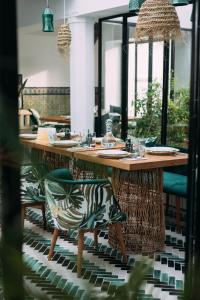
[
  {"left": 164, "top": 147, "right": 188, "bottom": 175},
  {"left": 107, "top": 167, "right": 113, "bottom": 177},
  {"left": 163, "top": 172, "right": 187, "bottom": 198},
  {"left": 47, "top": 168, "right": 73, "bottom": 181}
]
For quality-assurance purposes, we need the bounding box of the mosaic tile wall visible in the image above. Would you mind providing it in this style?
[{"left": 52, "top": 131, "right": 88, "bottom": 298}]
[
  {"left": 22, "top": 87, "right": 70, "bottom": 116},
  {"left": 22, "top": 87, "right": 99, "bottom": 117}
]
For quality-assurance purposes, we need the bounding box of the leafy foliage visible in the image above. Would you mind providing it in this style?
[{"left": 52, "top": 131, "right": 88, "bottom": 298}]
[
  {"left": 134, "top": 82, "right": 189, "bottom": 147},
  {"left": 135, "top": 82, "right": 162, "bottom": 140},
  {"left": 167, "top": 87, "right": 189, "bottom": 147}
]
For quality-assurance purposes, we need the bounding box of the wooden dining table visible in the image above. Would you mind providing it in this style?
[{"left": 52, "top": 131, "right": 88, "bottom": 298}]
[
  {"left": 40, "top": 115, "right": 71, "bottom": 124},
  {"left": 21, "top": 137, "right": 188, "bottom": 253}
]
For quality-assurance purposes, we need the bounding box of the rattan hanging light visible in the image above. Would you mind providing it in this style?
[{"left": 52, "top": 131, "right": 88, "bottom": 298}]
[
  {"left": 57, "top": 0, "right": 71, "bottom": 57},
  {"left": 135, "top": 0, "right": 182, "bottom": 42}
]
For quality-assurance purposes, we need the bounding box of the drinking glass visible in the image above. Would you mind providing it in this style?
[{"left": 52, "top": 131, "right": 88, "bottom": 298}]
[
  {"left": 131, "top": 137, "right": 139, "bottom": 158},
  {"left": 138, "top": 139, "right": 146, "bottom": 158},
  {"left": 74, "top": 132, "right": 83, "bottom": 147},
  {"left": 91, "top": 132, "right": 96, "bottom": 147}
]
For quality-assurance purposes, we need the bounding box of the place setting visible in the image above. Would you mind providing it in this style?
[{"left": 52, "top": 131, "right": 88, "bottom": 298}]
[
  {"left": 95, "top": 137, "right": 147, "bottom": 160},
  {"left": 19, "top": 133, "right": 38, "bottom": 140},
  {"left": 145, "top": 146, "right": 180, "bottom": 155}
]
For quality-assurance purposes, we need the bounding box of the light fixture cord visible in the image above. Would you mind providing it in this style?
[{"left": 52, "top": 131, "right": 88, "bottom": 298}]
[
  {"left": 64, "top": 0, "right": 66, "bottom": 24},
  {"left": 46, "top": 0, "right": 49, "bottom": 8}
]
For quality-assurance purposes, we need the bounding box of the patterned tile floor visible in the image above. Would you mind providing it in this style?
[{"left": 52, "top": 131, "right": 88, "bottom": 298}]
[{"left": 22, "top": 208, "right": 185, "bottom": 299}]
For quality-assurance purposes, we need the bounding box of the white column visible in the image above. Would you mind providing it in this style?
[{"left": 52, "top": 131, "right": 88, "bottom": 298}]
[{"left": 69, "top": 17, "right": 95, "bottom": 134}]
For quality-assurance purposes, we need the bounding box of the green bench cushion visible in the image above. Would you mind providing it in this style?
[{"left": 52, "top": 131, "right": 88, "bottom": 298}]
[
  {"left": 163, "top": 172, "right": 187, "bottom": 198},
  {"left": 163, "top": 146, "right": 188, "bottom": 175},
  {"left": 47, "top": 168, "right": 73, "bottom": 180}
]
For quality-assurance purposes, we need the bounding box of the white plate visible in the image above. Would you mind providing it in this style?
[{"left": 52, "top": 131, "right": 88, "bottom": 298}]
[
  {"left": 146, "top": 146, "right": 179, "bottom": 155},
  {"left": 19, "top": 134, "right": 37, "bottom": 140},
  {"left": 50, "top": 140, "right": 79, "bottom": 147},
  {"left": 96, "top": 149, "right": 130, "bottom": 158}
]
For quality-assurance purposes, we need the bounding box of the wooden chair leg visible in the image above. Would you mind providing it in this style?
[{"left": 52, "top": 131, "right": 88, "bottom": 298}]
[
  {"left": 41, "top": 203, "right": 46, "bottom": 230},
  {"left": 114, "top": 223, "right": 127, "bottom": 264},
  {"left": 77, "top": 230, "right": 84, "bottom": 278},
  {"left": 21, "top": 205, "right": 26, "bottom": 227},
  {"left": 94, "top": 229, "right": 100, "bottom": 249},
  {"left": 48, "top": 228, "right": 60, "bottom": 261},
  {"left": 176, "top": 196, "right": 181, "bottom": 231}
]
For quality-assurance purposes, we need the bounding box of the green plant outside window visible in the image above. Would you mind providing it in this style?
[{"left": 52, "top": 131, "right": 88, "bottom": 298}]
[{"left": 131, "top": 81, "right": 189, "bottom": 148}]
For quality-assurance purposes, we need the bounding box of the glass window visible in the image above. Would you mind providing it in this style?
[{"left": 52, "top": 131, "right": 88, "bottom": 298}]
[
  {"left": 167, "top": 5, "right": 192, "bottom": 148},
  {"left": 127, "top": 17, "right": 163, "bottom": 142},
  {"left": 98, "top": 4, "right": 192, "bottom": 146},
  {"left": 100, "top": 18, "right": 123, "bottom": 137}
]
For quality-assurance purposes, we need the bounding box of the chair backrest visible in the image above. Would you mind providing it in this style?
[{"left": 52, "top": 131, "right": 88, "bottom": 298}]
[
  {"left": 45, "top": 175, "right": 125, "bottom": 231},
  {"left": 29, "top": 108, "right": 41, "bottom": 126},
  {"left": 110, "top": 105, "right": 121, "bottom": 114},
  {"left": 21, "top": 164, "right": 49, "bottom": 202}
]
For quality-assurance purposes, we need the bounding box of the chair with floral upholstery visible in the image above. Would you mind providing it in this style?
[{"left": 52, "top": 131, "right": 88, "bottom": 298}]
[
  {"left": 45, "top": 168, "right": 127, "bottom": 277},
  {"left": 21, "top": 164, "right": 49, "bottom": 228}
]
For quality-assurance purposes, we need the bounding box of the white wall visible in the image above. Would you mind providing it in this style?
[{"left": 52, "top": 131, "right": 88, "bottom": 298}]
[
  {"left": 18, "top": 27, "right": 70, "bottom": 87},
  {"left": 104, "top": 41, "right": 121, "bottom": 113},
  {"left": 66, "top": 0, "right": 129, "bottom": 18},
  {"left": 174, "top": 31, "right": 191, "bottom": 90}
]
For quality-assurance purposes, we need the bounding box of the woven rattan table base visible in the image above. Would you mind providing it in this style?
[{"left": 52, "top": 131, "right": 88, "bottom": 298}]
[
  {"left": 110, "top": 168, "right": 165, "bottom": 253},
  {"left": 25, "top": 148, "right": 71, "bottom": 170},
  {"left": 24, "top": 147, "right": 165, "bottom": 253}
]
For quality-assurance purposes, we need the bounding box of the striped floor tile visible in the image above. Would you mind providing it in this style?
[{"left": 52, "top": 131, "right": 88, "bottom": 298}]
[{"left": 21, "top": 208, "right": 185, "bottom": 300}]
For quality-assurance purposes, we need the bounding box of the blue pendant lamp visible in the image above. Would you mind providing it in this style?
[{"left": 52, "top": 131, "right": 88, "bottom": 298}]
[
  {"left": 129, "top": 0, "right": 145, "bottom": 12},
  {"left": 42, "top": 0, "right": 54, "bottom": 32},
  {"left": 171, "top": 0, "right": 189, "bottom": 5}
]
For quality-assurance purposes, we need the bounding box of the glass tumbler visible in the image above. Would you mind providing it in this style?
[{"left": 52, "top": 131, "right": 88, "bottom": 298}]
[{"left": 138, "top": 139, "right": 146, "bottom": 158}]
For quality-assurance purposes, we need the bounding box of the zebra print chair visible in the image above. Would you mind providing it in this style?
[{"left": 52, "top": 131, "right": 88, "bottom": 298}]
[{"left": 45, "top": 168, "right": 127, "bottom": 277}]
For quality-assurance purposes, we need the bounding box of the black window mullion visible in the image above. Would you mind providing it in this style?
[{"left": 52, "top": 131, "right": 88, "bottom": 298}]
[
  {"left": 148, "top": 42, "right": 153, "bottom": 86},
  {"left": 185, "top": 1, "right": 200, "bottom": 299},
  {"left": 161, "top": 41, "right": 170, "bottom": 145},
  {"left": 97, "top": 20, "right": 102, "bottom": 136},
  {"left": 134, "top": 43, "right": 138, "bottom": 116},
  {"left": 121, "top": 16, "right": 129, "bottom": 140},
  {"left": 170, "top": 40, "right": 175, "bottom": 100}
]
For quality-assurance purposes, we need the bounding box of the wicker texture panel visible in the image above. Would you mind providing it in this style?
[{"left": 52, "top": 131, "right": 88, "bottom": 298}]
[
  {"left": 31, "top": 149, "right": 70, "bottom": 170},
  {"left": 135, "top": 0, "right": 181, "bottom": 42},
  {"left": 57, "top": 24, "right": 71, "bottom": 57},
  {"left": 110, "top": 168, "right": 165, "bottom": 253},
  {"left": 72, "top": 159, "right": 108, "bottom": 180}
]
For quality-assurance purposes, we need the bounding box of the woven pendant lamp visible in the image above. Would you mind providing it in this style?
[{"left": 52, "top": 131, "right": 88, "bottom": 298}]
[
  {"left": 57, "top": 0, "right": 71, "bottom": 57},
  {"left": 135, "top": 0, "right": 182, "bottom": 42}
]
